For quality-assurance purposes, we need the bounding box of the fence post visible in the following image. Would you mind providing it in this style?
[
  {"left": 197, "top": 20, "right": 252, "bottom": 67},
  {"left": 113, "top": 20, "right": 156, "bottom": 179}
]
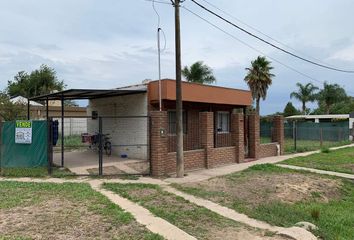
[
  {"left": 293, "top": 121, "right": 297, "bottom": 152},
  {"left": 98, "top": 117, "right": 103, "bottom": 176},
  {"left": 47, "top": 118, "right": 53, "bottom": 175},
  {"left": 320, "top": 128, "right": 323, "bottom": 148},
  {"left": 0, "top": 120, "right": 2, "bottom": 175}
]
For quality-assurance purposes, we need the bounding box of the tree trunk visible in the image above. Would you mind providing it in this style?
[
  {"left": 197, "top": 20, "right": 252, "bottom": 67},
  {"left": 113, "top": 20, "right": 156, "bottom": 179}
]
[
  {"left": 326, "top": 104, "right": 330, "bottom": 114},
  {"left": 302, "top": 101, "right": 306, "bottom": 114},
  {"left": 256, "top": 98, "right": 260, "bottom": 115}
]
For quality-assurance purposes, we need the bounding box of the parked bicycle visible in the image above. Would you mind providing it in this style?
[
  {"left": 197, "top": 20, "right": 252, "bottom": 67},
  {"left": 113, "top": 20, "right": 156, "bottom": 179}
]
[{"left": 83, "top": 133, "right": 112, "bottom": 156}]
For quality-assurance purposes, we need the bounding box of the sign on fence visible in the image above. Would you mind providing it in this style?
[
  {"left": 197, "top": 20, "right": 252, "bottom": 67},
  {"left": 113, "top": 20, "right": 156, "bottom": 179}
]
[{"left": 15, "top": 120, "right": 32, "bottom": 144}]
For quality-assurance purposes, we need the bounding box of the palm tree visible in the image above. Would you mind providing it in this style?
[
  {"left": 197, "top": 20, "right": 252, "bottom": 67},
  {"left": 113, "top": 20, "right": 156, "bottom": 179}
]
[
  {"left": 182, "top": 61, "right": 216, "bottom": 84},
  {"left": 290, "top": 82, "right": 318, "bottom": 114},
  {"left": 244, "top": 56, "right": 274, "bottom": 115},
  {"left": 317, "top": 82, "right": 347, "bottom": 114}
]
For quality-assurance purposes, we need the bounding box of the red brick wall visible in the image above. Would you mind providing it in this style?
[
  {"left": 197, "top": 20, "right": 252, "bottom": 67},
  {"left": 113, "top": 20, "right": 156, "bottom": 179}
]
[
  {"left": 248, "top": 114, "right": 260, "bottom": 159},
  {"left": 150, "top": 111, "right": 168, "bottom": 176},
  {"left": 168, "top": 109, "right": 201, "bottom": 152},
  {"left": 272, "top": 116, "right": 285, "bottom": 155},
  {"left": 210, "top": 147, "right": 236, "bottom": 166},
  {"left": 166, "top": 150, "right": 206, "bottom": 173},
  {"left": 259, "top": 143, "right": 279, "bottom": 158}
]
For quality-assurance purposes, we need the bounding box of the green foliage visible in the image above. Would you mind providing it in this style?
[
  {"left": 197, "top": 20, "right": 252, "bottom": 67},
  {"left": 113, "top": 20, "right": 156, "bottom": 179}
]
[
  {"left": 290, "top": 82, "right": 319, "bottom": 114},
  {"left": 316, "top": 82, "right": 347, "bottom": 114},
  {"left": 244, "top": 56, "right": 274, "bottom": 114},
  {"left": 283, "top": 102, "right": 300, "bottom": 117},
  {"left": 7, "top": 65, "right": 65, "bottom": 98},
  {"left": 0, "top": 92, "right": 26, "bottom": 121},
  {"left": 182, "top": 61, "right": 216, "bottom": 84}
]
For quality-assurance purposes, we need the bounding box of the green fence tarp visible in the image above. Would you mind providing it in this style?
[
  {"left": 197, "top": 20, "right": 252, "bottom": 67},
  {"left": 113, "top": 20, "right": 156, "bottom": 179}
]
[
  {"left": 261, "top": 120, "right": 350, "bottom": 141},
  {"left": 1, "top": 120, "right": 48, "bottom": 168}
]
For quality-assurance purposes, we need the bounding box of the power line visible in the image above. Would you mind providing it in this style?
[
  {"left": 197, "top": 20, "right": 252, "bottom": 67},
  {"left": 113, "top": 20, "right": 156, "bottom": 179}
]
[
  {"left": 182, "top": 6, "right": 330, "bottom": 86},
  {"left": 199, "top": 0, "right": 338, "bottom": 69},
  {"left": 190, "top": 0, "right": 354, "bottom": 73}
]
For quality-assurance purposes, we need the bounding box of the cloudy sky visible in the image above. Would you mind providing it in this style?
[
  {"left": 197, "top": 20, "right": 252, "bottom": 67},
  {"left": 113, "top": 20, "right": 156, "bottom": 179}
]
[{"left": 1, "top": 0, "right": 354, "bottom": 115}]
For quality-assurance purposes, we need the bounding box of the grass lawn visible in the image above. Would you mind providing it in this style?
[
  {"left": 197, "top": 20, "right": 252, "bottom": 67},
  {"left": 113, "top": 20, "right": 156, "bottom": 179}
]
[
  {"left": 103, "top": 183, "right": 287, "bottom": 240},
  {"left": 261, "top": 137, "right": 351, "bottom": 153},
  {"left": 0, "top": 181, "right": 163, "bottom": 240},
  {"left": 282, "top": 147, "right": 354, "bottom": 174},
  {"left": 172, "top": 164, "right": 354, "bottom": 240},
  {"left": 0, "top": 166, "right": 76, "bottom": 178}
]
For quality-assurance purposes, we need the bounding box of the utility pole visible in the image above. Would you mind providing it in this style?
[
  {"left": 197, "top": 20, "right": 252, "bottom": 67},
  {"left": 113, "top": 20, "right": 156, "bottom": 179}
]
[{"left": 172, "top": 0, "right": 184, "bottom": 177}]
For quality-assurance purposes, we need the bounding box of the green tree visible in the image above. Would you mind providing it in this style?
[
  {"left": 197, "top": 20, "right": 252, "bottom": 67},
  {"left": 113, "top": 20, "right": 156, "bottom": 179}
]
[
  {"left": 316, "top": 82, "right": 347, "bottom": 114},
  {"left": 290, "top": 82, "right": 318, "bottom": 114},
  {"left": 283, "top": 102, "right": 300, "bottom": 117},
  {"left": 0, "top": 92, "right": 26, "bottom": 121},
  {"left": 7, "top": 65, "right": 65, "bottom": 98},
  {"left": 182, "top": 61, "right": 216, "bottom": 84},
  {"left": 244, "top": 56, "right": 275, "bottom": 115}
]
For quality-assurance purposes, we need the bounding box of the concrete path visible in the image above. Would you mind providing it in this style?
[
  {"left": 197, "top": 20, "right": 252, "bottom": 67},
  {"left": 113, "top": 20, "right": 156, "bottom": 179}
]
[
  {"left": 277, "top": 164, "right": 354, "bottom": 179},
  {"left": 162, "top": 185, "right": 317, "bottom": 240},
  {"left": 89, "top": 180, "right": 196, "bottom": 240},
  {"left": 165, "top": 143, "right": 354, "bottom": 184}
]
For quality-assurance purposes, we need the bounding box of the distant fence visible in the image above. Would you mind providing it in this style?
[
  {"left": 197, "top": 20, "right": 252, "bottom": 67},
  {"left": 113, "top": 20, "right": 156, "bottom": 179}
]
[
  {"left": 53, "top": 118, "right": 87, "bottom": 136},
  {"left": 261, "top": 120, "right": 351, "bottom": 153}
]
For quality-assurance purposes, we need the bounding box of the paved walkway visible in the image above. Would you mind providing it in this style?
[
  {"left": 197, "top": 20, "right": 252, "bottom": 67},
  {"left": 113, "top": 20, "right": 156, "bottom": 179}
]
[
  {"left": 165, "top": 143, "right": 354, "bottom": 184},
  {"left": 277, "top": 164, "right": 354, "bottom": 179},
  {"left": 163, "top": 185, "right": 317, "bottom": 240},
  {"left": 89, "top": 180, "right": 196, "bottom": 240}
]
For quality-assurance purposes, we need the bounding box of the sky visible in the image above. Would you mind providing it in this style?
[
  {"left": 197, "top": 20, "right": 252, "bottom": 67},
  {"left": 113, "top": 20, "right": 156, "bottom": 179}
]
[{"left": 1, "top": 0, "right": 354, "bottom": 115}]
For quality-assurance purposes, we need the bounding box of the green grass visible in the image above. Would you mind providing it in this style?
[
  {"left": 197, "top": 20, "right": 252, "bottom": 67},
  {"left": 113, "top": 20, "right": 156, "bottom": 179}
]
[
  {"left": 282, "top": 147, "right": 354, "bottom": 174},
  {"left": 0, "top": 166, "right": 76, "bottom": 178},
  {"left": 55, "top": 134, "right": 87, "bottom": 150},
  {"left": 173, "top": 164, "right": 354, "bottom": 240},
  {"left": 103, "top": 183, "right": 270, "bottom": 239},
  {"left": 261, "top": 137, "right": 351, "bottom": 153},
  {"left": 0, "top": 181, "right": 163, "bottom": 240}
]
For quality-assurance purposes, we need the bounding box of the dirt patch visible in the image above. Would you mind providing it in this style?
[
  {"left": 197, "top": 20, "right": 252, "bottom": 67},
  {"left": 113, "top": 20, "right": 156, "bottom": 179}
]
[
  {"left": 125, "top": 161, "right": 150, "bottom": 174},
  {"left": 342, "top": 163, "right": 354, "bottom": 172},
  {"left": 185, "top": 173, "right": 342, "bottom": 207},
  {"left": 0, "top": 198, "right": 148, "bottom": 240},
  {"left": 125, "top": 186, "right": 289, "bottom": 240},
  {"left": 87, "top": 166, "right": 124, "bottom": 175},
  {"left": 209, "top": 228, "right": 291, "bottom": 240}
]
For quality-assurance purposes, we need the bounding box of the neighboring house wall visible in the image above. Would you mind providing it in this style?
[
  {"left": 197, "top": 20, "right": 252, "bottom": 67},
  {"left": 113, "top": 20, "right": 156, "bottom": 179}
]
[
  {"left": 87, "top": 93, "right": 148, "bottom": 160},
  {"left": 53, "top": 118, "right": 87, "bottom": 136}
]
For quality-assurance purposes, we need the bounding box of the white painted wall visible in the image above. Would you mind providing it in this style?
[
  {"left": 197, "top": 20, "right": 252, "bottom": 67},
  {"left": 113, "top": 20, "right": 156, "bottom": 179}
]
[
  {"left": 87, "top": 93, "right": 148, "bottom": 160},
  {"left": 54, "top": 118, "right": 87, "bottom": 136}
]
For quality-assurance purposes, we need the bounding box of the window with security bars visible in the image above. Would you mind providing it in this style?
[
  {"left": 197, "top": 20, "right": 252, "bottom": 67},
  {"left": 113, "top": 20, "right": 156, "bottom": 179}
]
[
  {"left": 168, "top": 111, "right": 187, "bottom": 134},
  {"left": 217, "top": 111, "right": 230, "bottom": 133}
]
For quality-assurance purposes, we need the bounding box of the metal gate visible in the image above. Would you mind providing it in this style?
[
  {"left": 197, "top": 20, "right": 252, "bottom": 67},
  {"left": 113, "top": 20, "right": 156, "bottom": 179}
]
[{"left": 50, "top": 115, "right": 150, "bottom": 176}]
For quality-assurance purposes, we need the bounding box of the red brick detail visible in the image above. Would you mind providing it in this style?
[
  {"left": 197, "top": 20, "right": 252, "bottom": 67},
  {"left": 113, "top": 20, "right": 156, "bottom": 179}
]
[
  {"left": 231, "top": 113, "right": 244, "bottom": 163},
  {"left": 272, "top": 115, "right": 285, "bottom": 155},
  {"left": 150, "top": 111, "right": 168, "bottom": 177},
  {"left": 168, "top": 109, "right": 200, "bottom": 152},
  {"left": 259, "top": 143, "right": 279, "bottom": 158},
  {"left": 166, "top": 150, "right": 205, "bottom": 173},
  {"left": 248, "top": 114, "right": 260, "bottom": 159},
  {"left": 199, "top": 112, "right": 214, "bottom": 168},
  {"left": 209, "top": 147, "right": 236, "bottom": 166}
]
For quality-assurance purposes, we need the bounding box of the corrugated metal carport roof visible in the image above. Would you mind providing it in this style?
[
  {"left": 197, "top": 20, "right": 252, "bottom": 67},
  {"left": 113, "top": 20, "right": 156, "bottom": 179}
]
[{"left": 29, "top": 88, "right": 147, "bottom": 101}]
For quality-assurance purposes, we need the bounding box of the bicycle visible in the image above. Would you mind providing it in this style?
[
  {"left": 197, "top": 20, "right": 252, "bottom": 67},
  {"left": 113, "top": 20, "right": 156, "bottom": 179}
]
[{"left": 87, "top": 133, "right": 112, "bottom": 156}]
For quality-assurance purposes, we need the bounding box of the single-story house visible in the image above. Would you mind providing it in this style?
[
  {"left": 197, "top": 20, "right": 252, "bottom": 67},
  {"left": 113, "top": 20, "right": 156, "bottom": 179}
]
[{"left": 29, "top": 79, "right": 286, "bottom": 176}]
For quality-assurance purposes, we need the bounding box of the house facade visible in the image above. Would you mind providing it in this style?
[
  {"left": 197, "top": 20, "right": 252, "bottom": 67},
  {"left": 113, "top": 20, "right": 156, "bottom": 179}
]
[{"left": 87, "top": 79, "right": 285, "bottom": 176}]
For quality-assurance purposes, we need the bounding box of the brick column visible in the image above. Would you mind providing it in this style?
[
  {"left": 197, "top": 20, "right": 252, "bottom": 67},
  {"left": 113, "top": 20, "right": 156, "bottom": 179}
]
[
  {"left": 231, "top": 113, "right": 245, "bottom": 163},
  {"left": 248, "top": 114, "right": 260, "bottom": 159},
  {"left": 150, "top": 111, "right": 168, "bottom": 177},
  {"left": 272, "top": 115, "right": 285, "bottom": 155},
  {"left": 199, "top": 112, "right": 214, "bottom": 168}
]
